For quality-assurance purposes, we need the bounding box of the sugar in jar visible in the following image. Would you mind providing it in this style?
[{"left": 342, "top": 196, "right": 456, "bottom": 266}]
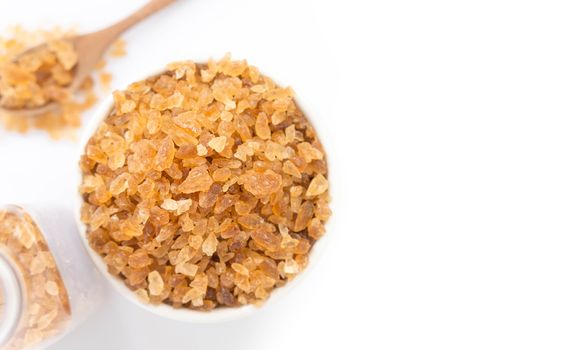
[{"left": 0, "top": 205, "right": 103, "bottom": 350}]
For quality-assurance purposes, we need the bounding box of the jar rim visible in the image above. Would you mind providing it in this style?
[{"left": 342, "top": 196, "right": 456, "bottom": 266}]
[{"left": 0, "top": 252, "right": 23, "bottom": 347}]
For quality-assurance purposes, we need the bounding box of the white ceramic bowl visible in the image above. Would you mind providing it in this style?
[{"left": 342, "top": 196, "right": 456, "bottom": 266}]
[{"left": 74, "top": 63, "right": 331, "bottom": 323}]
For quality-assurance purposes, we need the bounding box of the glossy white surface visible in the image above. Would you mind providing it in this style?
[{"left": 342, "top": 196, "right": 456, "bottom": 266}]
[{"left": 2, "top": 0, "right": 562, "bottom": 349}]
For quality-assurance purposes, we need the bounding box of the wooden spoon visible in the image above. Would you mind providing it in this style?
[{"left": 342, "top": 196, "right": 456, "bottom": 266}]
[{"left": 0, "top": 0, "right": 177, "bottom": 116}]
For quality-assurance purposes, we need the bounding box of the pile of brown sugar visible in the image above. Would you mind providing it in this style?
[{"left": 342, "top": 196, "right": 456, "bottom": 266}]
[
  {"left": 0, "top": 39, "right": 77, "bottom": 109},
  {"left": 0, "top": 26, "right": 125, "bottom": 139},
  {"left": 80, "top": 55, "right": 331, "bottom": 310}
]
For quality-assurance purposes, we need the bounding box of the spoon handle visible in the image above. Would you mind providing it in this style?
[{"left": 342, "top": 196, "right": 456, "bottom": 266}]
[{"left": 102, "top": 0, "right": 178, "bottom": 40}]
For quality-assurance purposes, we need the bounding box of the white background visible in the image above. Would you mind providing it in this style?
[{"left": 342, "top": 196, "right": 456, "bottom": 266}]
[{"left": 1, "top": 0, "right": 562, "bottom": 349}]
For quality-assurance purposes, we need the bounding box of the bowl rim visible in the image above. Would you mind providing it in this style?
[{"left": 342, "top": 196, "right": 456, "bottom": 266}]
[{"left": 74, "top": 62, "right": 332, "bottom": 323}]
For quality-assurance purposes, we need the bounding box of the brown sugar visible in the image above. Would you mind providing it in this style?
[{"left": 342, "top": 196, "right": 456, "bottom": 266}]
[
  {"left": 80, "top": 55, "right": 331, "bottom": 310},
  {"left": 0, "top": 26, "right": 125, "bottom": 139},
  {"left": 0, "top": 39, "right": 77, "bottom": 109}
]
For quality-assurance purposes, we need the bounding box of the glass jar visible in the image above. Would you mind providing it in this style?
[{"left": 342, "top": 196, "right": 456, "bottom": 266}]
[{"left": 0, "top": 205, "right": 103, "bottom": 350}]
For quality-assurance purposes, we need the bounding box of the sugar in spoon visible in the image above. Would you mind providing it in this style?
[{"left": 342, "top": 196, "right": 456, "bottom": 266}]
[{"left": 0, "top": 0, "right": 177, "bottom": 116}]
